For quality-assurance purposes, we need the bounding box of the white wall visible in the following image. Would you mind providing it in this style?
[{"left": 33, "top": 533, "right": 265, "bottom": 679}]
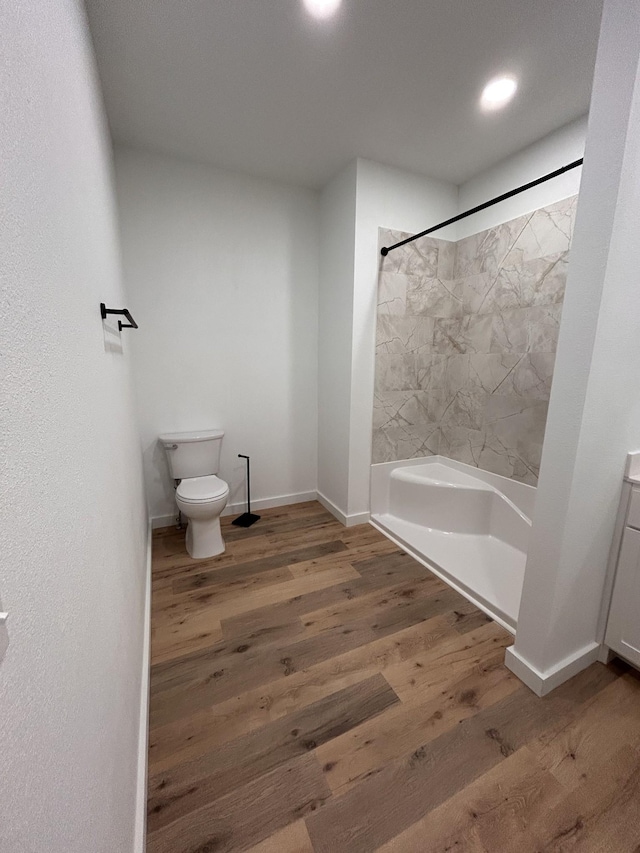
[
  {"left": 348, "top": 159, "right": 458, "bottom": 517},
  {"left": 115, "top": 147, "right": 319, "bottom": 523},
  {"left": 507, "top": 0, "right": 640, "bottom": 693},
  {"left": 0, "top": 3, "right": 148, "bottom": 852},
  {"left": 317, "top": 158, "right": 458, "bottom": 521},
  {"left": 456, "top": 116, "right": 587, "bottom": 239},
  {"left": 317, "top": 162, "right": 357, "bottom": 517}
]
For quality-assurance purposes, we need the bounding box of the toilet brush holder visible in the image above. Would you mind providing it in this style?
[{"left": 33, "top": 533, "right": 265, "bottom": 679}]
[{"left": 232, "top": 454, "right": 260, "bottom": 527}]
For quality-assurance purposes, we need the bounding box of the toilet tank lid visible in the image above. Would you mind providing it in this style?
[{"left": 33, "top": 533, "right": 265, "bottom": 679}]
[{"left": 159, "top": 429, "right": 224, "bottom": 444}]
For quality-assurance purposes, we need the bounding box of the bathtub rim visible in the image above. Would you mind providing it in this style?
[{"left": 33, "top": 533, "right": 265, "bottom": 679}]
[
  {"left": 371, "top": 455, "right": 536, "bottom": 521},
  {"left": 389, "top": 462, "right": 533, "bottom": 532}
]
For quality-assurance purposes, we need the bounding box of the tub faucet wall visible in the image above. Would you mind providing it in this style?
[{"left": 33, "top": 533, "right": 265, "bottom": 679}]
[{"left": 372, "top": 196, "right": 578, "bottom": 484}]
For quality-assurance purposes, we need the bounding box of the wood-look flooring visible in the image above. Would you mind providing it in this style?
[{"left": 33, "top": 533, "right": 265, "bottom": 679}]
[{"left": 147, "top": 501, "right": 640, "bottom": 853}]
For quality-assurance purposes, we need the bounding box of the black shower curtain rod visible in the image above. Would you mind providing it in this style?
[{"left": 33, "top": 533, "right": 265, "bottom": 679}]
[{"left": 380, "top": 158, "right": 584, "bottom": 256}]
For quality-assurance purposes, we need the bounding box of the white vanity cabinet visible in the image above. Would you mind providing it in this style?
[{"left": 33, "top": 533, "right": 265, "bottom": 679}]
[{"left": 604, "top": 484, "right": 640, "bottom": 667}]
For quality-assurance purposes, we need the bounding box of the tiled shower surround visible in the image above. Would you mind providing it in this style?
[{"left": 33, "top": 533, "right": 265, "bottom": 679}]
[{"left": 373, "top": 195, "right": 578, "bottom": 484}]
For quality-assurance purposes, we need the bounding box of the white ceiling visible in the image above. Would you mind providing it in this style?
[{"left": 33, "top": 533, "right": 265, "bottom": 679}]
[{"left": 85, "top": 0, "right": 603, "bottom": 190}]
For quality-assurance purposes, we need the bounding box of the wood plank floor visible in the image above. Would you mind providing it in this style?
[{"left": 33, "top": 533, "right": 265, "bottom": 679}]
[{"left": 147, "top": 500, "right": 640, "bottom": 853}]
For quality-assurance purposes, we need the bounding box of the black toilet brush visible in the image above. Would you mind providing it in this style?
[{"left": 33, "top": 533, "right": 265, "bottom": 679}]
[{"left": 232, "top": 454, "right": 261, "bottom": 527}]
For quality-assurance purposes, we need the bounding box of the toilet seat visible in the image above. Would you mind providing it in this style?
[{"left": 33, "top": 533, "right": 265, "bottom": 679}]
[{"left": 177, "top": 475, "right": 229, "bottom": 503}]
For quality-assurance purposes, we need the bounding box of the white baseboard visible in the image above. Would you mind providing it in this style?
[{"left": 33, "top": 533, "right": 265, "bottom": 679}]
[
  {"left": 316, "top": 491, "right": 370, "bottom": 528},
  {"left": 316, "top": 492, "right": 347, "bottom": 525},
  {"left": 597, "top": 645, "right": 616, "bottom": 664},
  {"left": 346, "top": 510, "right": 371, "bottom": 527},
  {"left": 134, "top": 522, "right": 152, "bottom": 853},
  {"left": 505, "top": 641, "right": 601, "bottom": 697},
  {"left": 153, "top": 490, "right": 372, "bottom": 532},
  {"left": 151, "top": 490, "right": 318, "bottom": 529},
  {"left": 222, "top": 490, "right": 317, "bottom": 517}
]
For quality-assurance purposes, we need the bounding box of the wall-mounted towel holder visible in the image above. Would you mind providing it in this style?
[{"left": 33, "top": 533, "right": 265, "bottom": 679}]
[{"left": 100, "top": 303, "right": 139, "bottom": 331}]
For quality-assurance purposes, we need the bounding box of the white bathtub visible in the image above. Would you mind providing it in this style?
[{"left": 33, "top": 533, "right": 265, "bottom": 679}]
[{"left": 370, "top": 456, "right": 535, "bottom": 632}]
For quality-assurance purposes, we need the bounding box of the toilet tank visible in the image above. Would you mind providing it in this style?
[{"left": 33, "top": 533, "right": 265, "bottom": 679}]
[{"left": 159, "top": 429, "right": 224, "bottom": 480}]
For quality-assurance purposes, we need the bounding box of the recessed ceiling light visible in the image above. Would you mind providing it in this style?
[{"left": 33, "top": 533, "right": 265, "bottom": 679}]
[
  {"left": 480, "top": 75, "right": 518, "bottom": 111},
  {"left": 302, "top": 0, "right": 342, "bottom": 20}
]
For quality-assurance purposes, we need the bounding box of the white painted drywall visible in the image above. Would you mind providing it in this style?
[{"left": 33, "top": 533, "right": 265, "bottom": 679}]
[
  {"left": 115, "top": 147, "right": 319, "bottom": 522},
  {"left": 317, "top": 158, "right": 458, "bottom": 521},
  {"left": 456, "top": 116, "right": 587, "bottom": 239},
  {"left": 317, "top": 162, "right": 358, "bottom": 516},
  {"left": 348, "top": 159, "right": 458, "bottom": 517},
  {"left": 510, "top": 0, "right": 640, "bottom": 684},
  {"left": 0, "top": 2, "right": 148, "bottom": 851}
]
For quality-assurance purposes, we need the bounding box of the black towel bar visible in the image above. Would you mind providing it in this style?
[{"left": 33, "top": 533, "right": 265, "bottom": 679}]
[{"left": 100, "top": 302, "right": 139, "bottom": 331}]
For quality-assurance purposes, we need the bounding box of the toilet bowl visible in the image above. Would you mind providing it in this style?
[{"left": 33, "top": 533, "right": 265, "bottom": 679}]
[
  {"left": 159, "top": 428, "right": 229, "bottom": 559},
  {"left": 176, "top": 474, "right": 229, "bottom": 559}
]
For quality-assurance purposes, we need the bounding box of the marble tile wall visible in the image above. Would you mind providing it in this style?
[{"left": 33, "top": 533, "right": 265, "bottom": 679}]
[{"left": 372, "top": 196, "right": 578, "bottom": 484}]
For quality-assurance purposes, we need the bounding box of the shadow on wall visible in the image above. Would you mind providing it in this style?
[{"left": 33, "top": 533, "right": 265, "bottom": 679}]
[
  {"left": 102, "top": 317, "right": 124, "bottom": 354},
  {"left": 145, "top": 438, "right": 177, "bottom": 519},
  {"left": 283, "top": 195, "right": 319, "bottom": 508},
  {"left": 373, "top": 195, "right": 578, "bottom": 485}
]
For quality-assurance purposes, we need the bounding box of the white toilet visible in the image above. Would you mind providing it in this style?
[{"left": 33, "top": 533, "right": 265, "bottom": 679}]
[{"left": 159, "top": 429, "right": 229, "bottom": 559}]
